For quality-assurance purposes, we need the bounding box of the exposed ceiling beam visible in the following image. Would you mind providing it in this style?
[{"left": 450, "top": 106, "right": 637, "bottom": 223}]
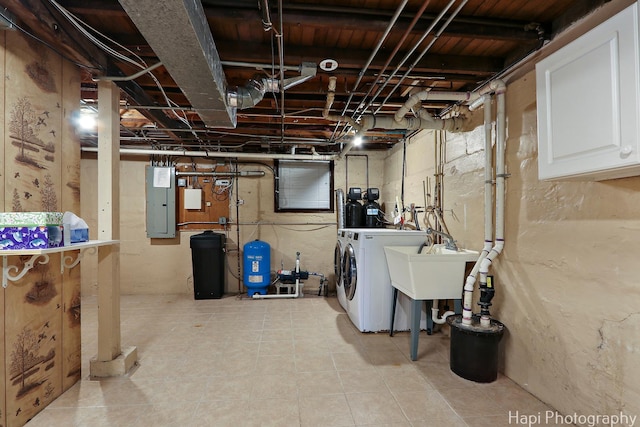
[
  {"left": 93, "top": 39, "right": 504, "bottom": 78},
  {"left": 0, "top": 0, "right": 109, "bottom": 70},
  {"left": 550, "top": 0, "right": 617, "bottom": 37},
  {"left": 60, "top": 0, "right": 541, "bottom": 43}
]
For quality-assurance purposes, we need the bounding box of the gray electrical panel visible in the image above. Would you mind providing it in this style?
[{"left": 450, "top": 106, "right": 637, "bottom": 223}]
[{"left": 145, "top": 166, "right": 176, "bottom": 238}]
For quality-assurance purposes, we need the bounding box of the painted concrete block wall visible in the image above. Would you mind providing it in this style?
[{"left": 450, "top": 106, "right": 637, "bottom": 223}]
[
  {"left": 80, "top": 151, "right": 386, "bottom": 296},
  {"left": 383, "top": 71, "right": 640, "bottom": 419}
]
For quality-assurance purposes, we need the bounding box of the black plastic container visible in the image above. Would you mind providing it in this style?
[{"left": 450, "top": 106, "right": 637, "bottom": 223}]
[
  {"left": 447, "top": 314, "right": 505, "bottom": 383},
  {"left": 190, "top": 230, "right": 226, "bottom": 299}
]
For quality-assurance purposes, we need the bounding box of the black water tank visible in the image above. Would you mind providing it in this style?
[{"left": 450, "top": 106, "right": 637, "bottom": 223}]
[
  {"left": 345, "top": 187, "right": 364, "bottom": 228},
  {"left": 447, "top": 314, "right": 505, "bottom": 383},
  {"left": 363, "top": 200, "right": 383, "bottom": 228},
  {"left": 190, "top": 230, "right": 226, "bottom": 299},
  {"left": 345, "top": 200, "right": 364, "bottom": 228},
  {"left": 363, "top": 188, "right": 383, "bottom": 228}
]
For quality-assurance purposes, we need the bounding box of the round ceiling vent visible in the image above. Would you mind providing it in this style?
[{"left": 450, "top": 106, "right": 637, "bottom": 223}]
[{"left": 320, "top": 59, "right": 338, "bottom": 72}]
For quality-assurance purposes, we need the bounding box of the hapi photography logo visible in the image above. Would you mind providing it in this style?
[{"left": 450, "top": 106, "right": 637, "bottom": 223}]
[{"left": 509, "top": 410, "right": 637, "bottom": 427}]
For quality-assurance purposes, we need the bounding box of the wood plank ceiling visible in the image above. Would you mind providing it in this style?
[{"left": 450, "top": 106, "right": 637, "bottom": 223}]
[{"left": 0, "top": 0, "right": 609, "bottom": 155}]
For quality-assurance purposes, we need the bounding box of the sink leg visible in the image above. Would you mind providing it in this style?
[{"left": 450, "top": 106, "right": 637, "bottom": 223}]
[
  {"left": 410, "top": 298, "right": 421, "bottom": 361},
  {"left": 454, "top": 298, "right": 462, "bottom": 315},
  {"left": 390, "top": 287, "right": 398, "bottom": 336},
  {"left": 425, "top": 299, "right": 433, "bottom": 335}
]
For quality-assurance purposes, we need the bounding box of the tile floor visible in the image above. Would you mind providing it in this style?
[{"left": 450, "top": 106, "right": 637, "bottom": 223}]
[{"left": 26, "top": 293, "right": 555, "bottom": 427}]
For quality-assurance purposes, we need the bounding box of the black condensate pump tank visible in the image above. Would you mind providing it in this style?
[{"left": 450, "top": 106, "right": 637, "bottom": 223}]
[
  {"left": 363, "top": 188, "right": 383, "bottom": 228},
  {"left": 345, "top": 187, "right": 364, "bottom": 228}
]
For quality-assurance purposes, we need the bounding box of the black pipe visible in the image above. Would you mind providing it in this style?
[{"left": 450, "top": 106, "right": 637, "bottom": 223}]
[
  {"left": 478, "top": 275, "right": 495, "bottom": 317},
  {"left": 234, "top": 160, "right": 242, "bottom": 295}
]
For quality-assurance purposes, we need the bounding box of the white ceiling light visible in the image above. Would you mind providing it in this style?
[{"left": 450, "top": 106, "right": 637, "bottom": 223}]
[
  {"left": 353, "top": 135, "right": 363, "bottom": 146},
  {"left": 75, "top": 108, "right": 98, "bottom": 132}
]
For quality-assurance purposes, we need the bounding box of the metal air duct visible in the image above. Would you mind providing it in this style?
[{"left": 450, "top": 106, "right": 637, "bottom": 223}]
[
  {"left": 227, "top": 63, "right": 317, "bottom": 110},
  {"left": 118, "top": 0, "right": 236, "bottom": 127}
]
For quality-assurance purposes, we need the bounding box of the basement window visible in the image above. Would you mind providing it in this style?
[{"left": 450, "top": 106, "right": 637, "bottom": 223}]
[{"left": 275, "top": 160, "right": 334, "bottom": 212}]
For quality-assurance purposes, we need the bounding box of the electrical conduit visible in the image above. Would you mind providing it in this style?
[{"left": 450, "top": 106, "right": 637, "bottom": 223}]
[
  {"left": 357, "top": 0, "right": 459, "bottom": 118},
  {"left": 330, "top": 0, "right": 409, "bottom": 141}
]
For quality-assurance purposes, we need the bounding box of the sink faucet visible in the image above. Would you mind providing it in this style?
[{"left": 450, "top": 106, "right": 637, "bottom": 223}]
[{"left": 426, "top": 227, "right": 458, "bottom": 251}]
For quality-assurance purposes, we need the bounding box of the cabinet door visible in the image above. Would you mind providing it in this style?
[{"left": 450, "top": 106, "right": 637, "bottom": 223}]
[{"left": 536, "top": 3, "right": 640, "bottom": 180}]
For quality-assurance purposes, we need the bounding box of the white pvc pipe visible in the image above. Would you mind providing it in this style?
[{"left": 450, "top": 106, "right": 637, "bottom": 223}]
[
  {"left": 176, "top": 171, "right": 265, "bottom": 177},
  {"left": 462, "top": 89, "right": 502, "bottom": 326},
  {"left": 82, "top": 146, "right": 336, "bottom": 161},
  {"left": 394, "top": 91, "right": 473, "bottom": 122},
  {"left": 431, "top": 299, "right": 456, "bottom": 324},
  {"left": 478, "top": 81, "right": 506, "bottom": 327},
  {"left": 323, "top": 76, "right": 338, "bottom": 119},
  {"left": 358, "top": 115, "right": 465, "bottom": 133},
  {"left": 252, "top": 254, "right": 301, "bottom": 299}
]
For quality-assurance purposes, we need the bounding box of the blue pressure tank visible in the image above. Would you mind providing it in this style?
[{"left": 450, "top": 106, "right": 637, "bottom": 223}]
[{"left": 243, "top": 239, "right": 271, "bottom": 296}]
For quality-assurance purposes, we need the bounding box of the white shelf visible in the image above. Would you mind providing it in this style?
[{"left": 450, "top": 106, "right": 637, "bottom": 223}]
[
  {"left": 1, "top": 240, "right": 119, "bottom": 288},
  {"left": 0, "top": 239, "right": 118, "bottom": 256}
]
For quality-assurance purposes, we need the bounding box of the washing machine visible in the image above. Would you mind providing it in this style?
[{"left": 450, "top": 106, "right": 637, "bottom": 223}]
[
  {"left": 334, "top": 229, "right": 348, "bottom": 310},
  {"left": 340, "top": 228, "right": 429, "bottom": 332}
]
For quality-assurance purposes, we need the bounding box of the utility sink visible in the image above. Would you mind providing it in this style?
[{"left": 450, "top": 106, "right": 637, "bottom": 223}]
[{"left": 384, "top": 244, "right": 479, "bottom": 300}]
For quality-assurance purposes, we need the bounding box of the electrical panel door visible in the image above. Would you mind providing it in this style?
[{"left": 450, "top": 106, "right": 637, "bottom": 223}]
[{"left": 145, "top": 166, "right": 176, "bottom": 238}]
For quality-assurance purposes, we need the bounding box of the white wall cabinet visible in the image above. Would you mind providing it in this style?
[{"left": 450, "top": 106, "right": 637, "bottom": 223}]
[{"left": 536, "top": 3, "right": 640, "bottom": 181}]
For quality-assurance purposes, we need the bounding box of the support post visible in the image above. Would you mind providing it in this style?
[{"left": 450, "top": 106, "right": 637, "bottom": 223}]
[{"left": 90, "top": 80, "right": 137, "bottom": 377}]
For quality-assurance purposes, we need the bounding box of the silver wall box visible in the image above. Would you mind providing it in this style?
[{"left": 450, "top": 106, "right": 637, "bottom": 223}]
[{"left": 145, "top": 166, "right": 176, "bottom": 238}]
